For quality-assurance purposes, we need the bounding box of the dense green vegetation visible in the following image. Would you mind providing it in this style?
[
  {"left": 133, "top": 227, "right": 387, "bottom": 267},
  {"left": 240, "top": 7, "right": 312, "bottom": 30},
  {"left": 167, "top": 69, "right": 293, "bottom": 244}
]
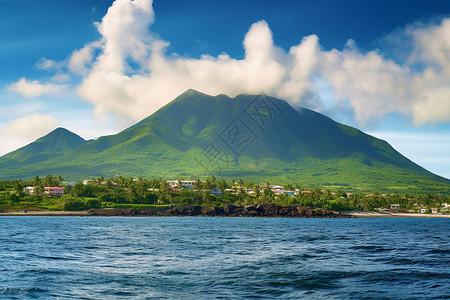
[
  {"left": 1, "top": 176, "right": 448, "bottom": 213},
  {"left": 0, "top": 90, "right": 449, "bottom": 194}
]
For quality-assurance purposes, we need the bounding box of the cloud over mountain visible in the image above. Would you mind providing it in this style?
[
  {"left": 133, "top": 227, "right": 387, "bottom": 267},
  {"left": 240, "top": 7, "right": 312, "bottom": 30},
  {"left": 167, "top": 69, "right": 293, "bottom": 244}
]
[
  {"left": 7, "top": 0, "right": 450, "bottom": 127},
  {"left": 0, "top": 114, "right": 60, "bottom": 156}
]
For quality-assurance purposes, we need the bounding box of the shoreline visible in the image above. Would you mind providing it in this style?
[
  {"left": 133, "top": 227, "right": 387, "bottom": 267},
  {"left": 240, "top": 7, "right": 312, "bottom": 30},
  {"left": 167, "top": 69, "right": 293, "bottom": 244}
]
[
  {"left": 346, "top": 211, "right": 450, "bottom": 218},
  {"left": 1, "top": 207, "right": 449, "bottom": 218}
]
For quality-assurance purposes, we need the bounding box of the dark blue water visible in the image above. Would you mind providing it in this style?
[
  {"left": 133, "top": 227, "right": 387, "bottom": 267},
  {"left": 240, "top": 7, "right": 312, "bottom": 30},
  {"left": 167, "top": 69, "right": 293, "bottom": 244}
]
[{"left": 0, "top": 217, "right": 449, "bottom": 299}]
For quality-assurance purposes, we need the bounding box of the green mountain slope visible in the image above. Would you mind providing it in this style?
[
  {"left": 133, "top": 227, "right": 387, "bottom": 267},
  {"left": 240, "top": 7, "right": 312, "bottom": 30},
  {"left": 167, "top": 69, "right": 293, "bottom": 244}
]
[
  {"left": 0, "top": 127, "right": 87, "bottom": 179},
  {"left": 0, "top": 90, "right": 449, "bottom": 194}
]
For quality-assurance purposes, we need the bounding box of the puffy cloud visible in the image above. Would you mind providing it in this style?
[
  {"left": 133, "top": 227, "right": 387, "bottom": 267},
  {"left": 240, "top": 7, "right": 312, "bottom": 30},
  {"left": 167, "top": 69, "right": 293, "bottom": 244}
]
[
  {"left": 8, "top": 0, "right": 450, "bottom": 127},
  {"left": 0, "top": 114, "right": 60, "bottom": 156},
  {"left": 68, "top": 41, "right": 101, "bottom": 75},
  {"left": 1, "top": 114, "right": 60, "bottom": 139},
  {"left": 75, "top": 0, "right": 450, "bottom": 126},
  {"left": 319, "top": 46, "right": 412, "bottom": 126},
  {"left": 36, "top": 58, "right": 61, "bottom": 71},
  {"left": 6, "top": 78, "right": 66, "bottom": 98}
]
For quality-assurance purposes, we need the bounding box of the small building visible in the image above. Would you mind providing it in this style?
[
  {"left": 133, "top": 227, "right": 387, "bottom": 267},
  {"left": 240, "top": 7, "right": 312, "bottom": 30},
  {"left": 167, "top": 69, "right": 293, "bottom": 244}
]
[
  {"left": 166, "top": 180, "right": 179, "bottom": 188},
  {"left": 181, "top": 180, "right": 197, "bottom": 190},
  {"left": 168, "top": 180, "right": 198, "bottom": 190},
  {"left": 240, "top": 189, "right": 256, "bottom": 194},
  {"left": 391, "top": 204, "right": 400, "bottom": 210},
  {"left": 44, "top": 187, "right": 64, "bottom": 197},
  {"left": 23, "top": 186, "right": 35, "bottom": 195},
  {"left": 431, "top": 208, "right": 438, "bottom": 214},
  {"left": 224, "top": 189, "right": 239, "bottom": 194},
  {"left": 270, "top": 185, "right": 284, "bottom": 193},
  {"left": 284, "top": 190, "right": 295, "bottom": 196},
  {"left": 83, "top": 180, "right": 94, "bottom": 185},
  {"left": 420, "top": 208, "right": 426, "bottom": 214},
  {"left": 210, "top": 188, "right": 222, "bottom": 196}
]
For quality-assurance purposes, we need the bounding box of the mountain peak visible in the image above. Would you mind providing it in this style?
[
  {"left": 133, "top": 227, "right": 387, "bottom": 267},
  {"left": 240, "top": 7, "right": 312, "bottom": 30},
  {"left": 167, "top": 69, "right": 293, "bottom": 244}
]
[
  {"left": 45, "top": 127, "right": 75, "bottom": 136},
  {"left": 0, "top": 92, "right": 448, "bottom": 194},
  {"left": 1, "top": 127, "right": 86, "bottom": 162},
  {"left": 183, "top": 88, "right": 205, "bottom": 95}
]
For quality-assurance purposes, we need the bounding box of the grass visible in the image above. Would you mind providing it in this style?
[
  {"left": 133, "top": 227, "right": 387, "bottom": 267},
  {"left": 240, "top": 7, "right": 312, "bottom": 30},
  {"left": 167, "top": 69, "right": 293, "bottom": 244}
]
[{"left": 104, "top": 204, "right": 171, "bottom": 210}]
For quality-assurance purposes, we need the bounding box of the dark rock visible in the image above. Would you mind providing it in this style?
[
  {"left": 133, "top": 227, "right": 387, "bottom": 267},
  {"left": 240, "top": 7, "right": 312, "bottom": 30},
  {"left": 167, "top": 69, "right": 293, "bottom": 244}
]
[
  {"left": 201, "top": 206, "right": 216, "bottom": 215},
  {"left": 87, "top": 205, "right": 350, "bottom": 218}
]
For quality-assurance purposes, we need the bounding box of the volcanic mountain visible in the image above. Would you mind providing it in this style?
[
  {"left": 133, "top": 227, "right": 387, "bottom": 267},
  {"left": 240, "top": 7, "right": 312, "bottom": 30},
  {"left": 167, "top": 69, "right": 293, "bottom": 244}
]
[{"left": 0, "top": 89, "right": 448, "bottom": 193}]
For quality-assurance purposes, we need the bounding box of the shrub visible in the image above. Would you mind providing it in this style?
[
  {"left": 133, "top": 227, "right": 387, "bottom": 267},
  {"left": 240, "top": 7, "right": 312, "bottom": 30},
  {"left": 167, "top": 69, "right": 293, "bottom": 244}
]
[
  {"left": 85, "top": 198, "right": 102, "bottom": 209},
  {"left": 63, "top": 197, "right": 86, "bottom": 211}
]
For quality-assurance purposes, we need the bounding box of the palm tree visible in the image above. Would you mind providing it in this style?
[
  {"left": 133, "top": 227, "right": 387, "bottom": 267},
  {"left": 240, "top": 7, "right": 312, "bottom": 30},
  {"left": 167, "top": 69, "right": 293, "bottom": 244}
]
[
  {"left": 252, "top": 182, "right": 261, "bottom": 199},
  {"left": 237, "top": 178, "right": 245, "bottom": 188},
  {"left": 285, "top": 183, "right": 294, "bottom": 191},
  {"left": 44, "top": 175, "right": 54, "bottom": 187},
  {"left": 33, "top": 176, "right": 41, "bottom": 186},
  {"left": 217, "top": 179, "right": 229, "bottom": 193},
  {"left": 13, "top": 179, "right": 23, "bottom": 194},
  {"left": 57, "top": 176, "right": 64, "bottom": 187},
  {"left": 195, "top": 178, "right": 203, "bottom": 191}
]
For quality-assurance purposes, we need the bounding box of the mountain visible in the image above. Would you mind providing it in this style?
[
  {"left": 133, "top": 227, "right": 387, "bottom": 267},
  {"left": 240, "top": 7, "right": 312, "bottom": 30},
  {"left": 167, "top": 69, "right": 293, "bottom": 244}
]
[
  {"left": 0, "top": 90, "right": 449, "bottom": 193},
  {"left": 0, "top": 128, "right": 87, "bottom": 179}
]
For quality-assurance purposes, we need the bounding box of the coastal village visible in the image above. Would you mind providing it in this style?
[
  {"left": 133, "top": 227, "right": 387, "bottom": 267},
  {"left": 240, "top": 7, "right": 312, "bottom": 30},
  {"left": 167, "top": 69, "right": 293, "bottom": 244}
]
[{"left": 8, "top": 177, "right": 448, "bottom": 215}]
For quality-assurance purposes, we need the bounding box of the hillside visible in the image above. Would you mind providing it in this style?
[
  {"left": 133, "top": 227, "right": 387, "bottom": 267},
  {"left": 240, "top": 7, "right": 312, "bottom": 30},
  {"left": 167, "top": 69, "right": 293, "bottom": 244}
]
[
  {"left": 0, "top": 90, "right": 449, "bottom": 194},
  {"left": 0, "top": 128, "right": 87, "bottom": 179}
]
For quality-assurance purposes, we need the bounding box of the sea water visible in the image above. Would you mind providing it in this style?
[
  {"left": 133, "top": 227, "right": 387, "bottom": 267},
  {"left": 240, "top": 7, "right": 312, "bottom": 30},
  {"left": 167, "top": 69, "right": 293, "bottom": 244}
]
[{"left": 0, "top": 217, "right": 449, "bottom": 299}]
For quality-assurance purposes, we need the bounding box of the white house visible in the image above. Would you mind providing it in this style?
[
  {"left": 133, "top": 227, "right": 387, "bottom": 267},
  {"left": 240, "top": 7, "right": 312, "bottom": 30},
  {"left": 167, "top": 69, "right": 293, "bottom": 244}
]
[
  {"left": 167, "top": 180, "right": 198, "bottom": 190},
  {"left": 391, "top": 204, "right": 400, "bottom": 210},
  {"left": 166, "top": 180, "right": 179, "bottom": 188},
  {"left": 245, "top": 189, "right": 255, "bottom": 195},
  {"left": 23, "top": 186, "right": 34, "bottom": 195},
  {"left": 224, "top": 189, "right": 239, "bottom": 194},
  {"left": 180, "top": 180, "right": 197, "bottom": 190},
  {"left": 270, "top": 185, "right": 284, "bottom": 192}
]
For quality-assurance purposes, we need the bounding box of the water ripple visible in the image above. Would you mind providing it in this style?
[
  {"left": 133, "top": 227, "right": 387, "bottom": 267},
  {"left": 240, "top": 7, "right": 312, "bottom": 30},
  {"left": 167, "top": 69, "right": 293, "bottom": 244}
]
[{"left": 0, "top": 217, "right": 449, "bottom": 299}]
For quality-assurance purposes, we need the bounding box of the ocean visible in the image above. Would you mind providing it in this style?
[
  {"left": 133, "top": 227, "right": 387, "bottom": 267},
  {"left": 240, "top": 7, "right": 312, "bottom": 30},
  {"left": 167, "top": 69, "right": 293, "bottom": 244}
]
[{"left": 0, "top": 217, "right": 449, "bottom": 299}]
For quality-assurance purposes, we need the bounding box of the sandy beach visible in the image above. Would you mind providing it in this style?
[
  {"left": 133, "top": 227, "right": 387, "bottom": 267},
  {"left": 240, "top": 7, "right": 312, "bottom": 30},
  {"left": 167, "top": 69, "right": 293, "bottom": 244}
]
[
  {"left": 0, "top": 210, "right": 89, "bottom": 216},
  {"left": 346, "top": 211, "right": 450, "bottom": 218}
]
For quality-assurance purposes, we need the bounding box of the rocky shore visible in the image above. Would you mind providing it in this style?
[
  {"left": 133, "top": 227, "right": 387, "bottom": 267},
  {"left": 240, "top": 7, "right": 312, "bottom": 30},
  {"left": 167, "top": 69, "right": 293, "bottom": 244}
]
[{"left": 87, "top": 204, "right": 352, "bottom": 218}]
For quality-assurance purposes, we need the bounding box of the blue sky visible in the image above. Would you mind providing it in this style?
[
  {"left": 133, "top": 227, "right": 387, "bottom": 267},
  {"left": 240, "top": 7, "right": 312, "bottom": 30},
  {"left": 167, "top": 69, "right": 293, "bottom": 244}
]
[{"left": 1, "top": 0, "right": 450, "bottom": 179}]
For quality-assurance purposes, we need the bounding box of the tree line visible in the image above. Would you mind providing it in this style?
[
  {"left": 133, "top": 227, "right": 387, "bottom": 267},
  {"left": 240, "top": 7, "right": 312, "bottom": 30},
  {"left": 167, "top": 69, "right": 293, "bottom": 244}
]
[{"left": 0, "top": 175, "right": 449, "bottom": 212}]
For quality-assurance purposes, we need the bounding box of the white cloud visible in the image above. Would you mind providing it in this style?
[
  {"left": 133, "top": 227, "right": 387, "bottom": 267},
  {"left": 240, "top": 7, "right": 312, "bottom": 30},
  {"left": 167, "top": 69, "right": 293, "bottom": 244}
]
[
  {"left": 319, "top": 46, "right": 412, "bottom": 126},
  {"left": 0, "top": 114, "right": 60, "bottom": 156},
  {"left": 51, "top": 73, "right": 71, "bottom": 83},
  {"left": 68, "top": 41, "right": 101, "bottom": 75},
  {"left": 6, "top": 78, "right": 66, "bottom": 98},
  {"left": 36, "top": 58, "right": 60, "bottom": 70},
  {"left": 7, "top": 0, "right": 450, "bottom": 128}
]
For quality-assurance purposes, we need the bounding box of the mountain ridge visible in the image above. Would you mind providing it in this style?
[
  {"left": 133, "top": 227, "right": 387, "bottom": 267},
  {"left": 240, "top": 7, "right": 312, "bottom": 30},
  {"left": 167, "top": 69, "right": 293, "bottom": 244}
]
[{"left": 0, "top": 90, "right": 448, "bottom": 193}]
